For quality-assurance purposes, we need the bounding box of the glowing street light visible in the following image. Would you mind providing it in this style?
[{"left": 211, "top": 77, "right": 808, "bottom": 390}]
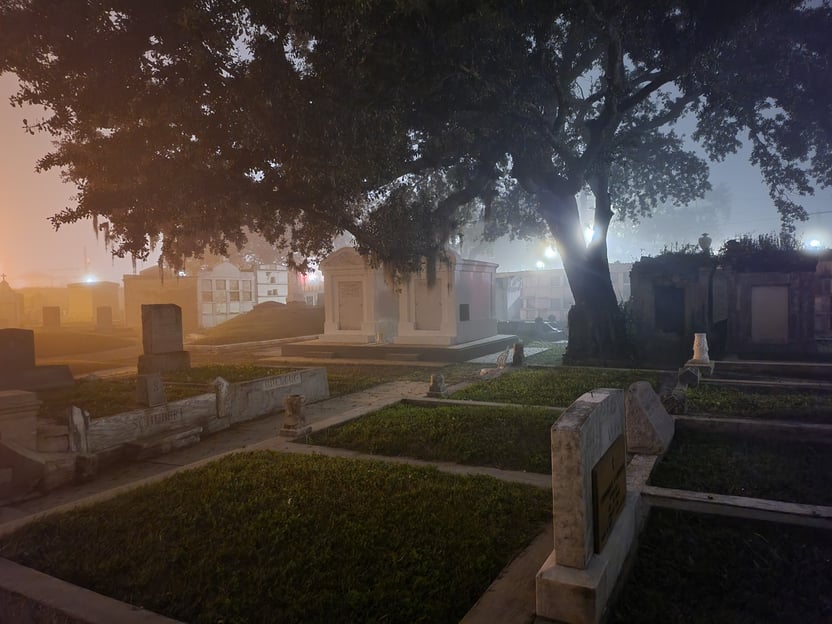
[
  {"left": 544, "top": 245, "right": 557, "bottom": 259},
  {"left": 583, "top": 226, "right": 595, "bottom": 245},
  {"left": 808, "top": 239, "right": 822, "bottom": 249},
  {"left": 535, "top": 260, "right": 545, "bottom": 269}
]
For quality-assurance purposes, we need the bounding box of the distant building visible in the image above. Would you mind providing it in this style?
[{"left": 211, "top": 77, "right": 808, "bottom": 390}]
[
  {"left": 0, "top": 277, "right": 23, "bottom": 328},
  {"left": 495, "top": 263, "right": 632, "bottom": 323},
  {"left": 66, "top": 281, "right": 120, "bottom": 324},
  {"left": 197, "top": 261, "right": 256, "bottom": 328},
  {"left": 124, "top": 267, "right": 199, "bottom": 331}
]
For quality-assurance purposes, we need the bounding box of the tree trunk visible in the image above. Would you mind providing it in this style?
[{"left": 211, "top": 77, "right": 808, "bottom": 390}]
[{"left": 537, "top": 188, "right": 630, "bottom": 364}]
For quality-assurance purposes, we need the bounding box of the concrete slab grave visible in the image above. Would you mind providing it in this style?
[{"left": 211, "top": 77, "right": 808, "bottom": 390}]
[{"left": 536, "top": 388, "right": 640, "bottom": 624}]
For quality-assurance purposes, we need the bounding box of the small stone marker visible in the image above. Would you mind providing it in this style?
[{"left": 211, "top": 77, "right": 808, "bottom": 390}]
[
  {"left": 427, "top": 374, "right": 447, "bottom": 398},
  {"left": 684, "top": 331, "right": 714, "bottom": 375},
  {"left": 495, "top": 346, "right": 511, "bottom": 368},
  {"left": 625, "top": 381, "right": 675, "bottom": 455},
  {"left": 280, "top": 394, "right": 311, "bottom": 437},
  {"left": 136, "top": 373, "right": 166, "bottom": 408},
  {"left": 536, "top": 388, "right": 639, "bottom": 624}
]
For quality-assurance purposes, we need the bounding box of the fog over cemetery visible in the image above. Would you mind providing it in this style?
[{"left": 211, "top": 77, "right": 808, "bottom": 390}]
[{"left": 0, "top": 1, "right": 831, "bottom": 623}]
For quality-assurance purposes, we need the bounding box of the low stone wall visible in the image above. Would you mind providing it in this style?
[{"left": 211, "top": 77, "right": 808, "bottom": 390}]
[
  {"left": 0, "top": 558, "right": 181, "bottom": 623},
  {"left": 71, "top": 368, "right": 329, "bottom": 456}
]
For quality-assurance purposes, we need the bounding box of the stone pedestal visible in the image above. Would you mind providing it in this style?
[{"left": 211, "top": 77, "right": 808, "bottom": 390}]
[
  {"left": 280, "top": 394, "right": 311, "bottom": 437},
  {"left": 685, "top": 332, "right": 714, "bottom": 374},
  {"left": 427, "top": 374, "right": 447, "bottom": 398}
]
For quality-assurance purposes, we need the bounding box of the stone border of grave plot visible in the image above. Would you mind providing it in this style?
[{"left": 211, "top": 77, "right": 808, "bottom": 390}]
[{"left": 72, "top": 367, "right": 329, "bottom": 467}]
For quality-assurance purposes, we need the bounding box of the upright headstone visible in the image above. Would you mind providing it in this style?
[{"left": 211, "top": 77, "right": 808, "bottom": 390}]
[
  {"left": 137, "top": 304, "right": 191, "bottom": 374},
  {"left": 96, "top": 306, "right": 113, "bottom": 332},
  {"left": 0, "top": 329, "right": 36, "bottom": 372},
  {"left": 42, "top": 306, "right": 61, "bottom": 329},
  {"left": 0, "top": 329, "right": 74, "bottom": 391},
  {"left": 536, "top": 388, "right": 640, "bottom": 624}
]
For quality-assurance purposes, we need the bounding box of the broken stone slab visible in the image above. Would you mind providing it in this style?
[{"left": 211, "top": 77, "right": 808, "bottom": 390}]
[{"left": 625, "top": 381, "right": 675, "bottom": 455}]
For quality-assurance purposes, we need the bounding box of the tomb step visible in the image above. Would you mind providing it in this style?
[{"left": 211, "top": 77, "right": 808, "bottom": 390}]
[
  {"left": 386, "top": 353, "right": 420, "bottom": 361},
  {"left": 125, "top": 426, "right": 203, "bottom": 461}
]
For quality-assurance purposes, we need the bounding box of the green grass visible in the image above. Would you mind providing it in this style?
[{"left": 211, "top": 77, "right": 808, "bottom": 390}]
[
  {"left": 611, "top": 509, "right": 832, "bottom": 624},
  {"left": 192, "top": 303, "right": 324, "bottom": 345},
  {"left": 523, "top": 341, "right": 568, "bottom": 366},
  {"left": 0, "top": 452, "right": 550, "bottom": 624},
  {"left": 306, "top": 403, "right": 560, "bottom": 473},
  {"left": 451, "top": 366, "right": 661, "bottom": 407},
  {"left": 688, "top": 384, "right": 832, "bottom": 422},
  {"left": 649, "top": 424, "right": 832, "bottom": 505},
  {"left": 37, "top": 365, "right": 296, "bottom": 419}
]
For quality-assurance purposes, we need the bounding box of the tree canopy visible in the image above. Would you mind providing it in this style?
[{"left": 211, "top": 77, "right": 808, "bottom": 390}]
[{"left": 2, "top": 0, "right": 830, "bottom": 358}]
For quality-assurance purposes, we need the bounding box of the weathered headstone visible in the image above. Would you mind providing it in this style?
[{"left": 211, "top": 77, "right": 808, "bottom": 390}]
[
  {"left": 0, "top": 329, "right": 35, "bottom": 372},
  {"left": 137, "top": 304, "right": 191, "bottom": 374},
  {"left": 42, "top": 306, "right": 61, "bottom": 329},
  {"left": 0, "top": 329, "right": 73, "bottom": 391},
  {"left": 136, "top": 373, "right": 166, "bottom": 408},
  {"left": 536, "top": 388, "right": 640, "bottom": 624},
  {"left": 96, "top": 306, "right": 113, "bottom": 332},
  {"left": 625, "top": 381, "right": 675, "bottom": 455}
]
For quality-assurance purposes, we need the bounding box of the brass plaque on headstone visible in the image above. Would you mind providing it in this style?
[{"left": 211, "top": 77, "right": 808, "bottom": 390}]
[{"left": 591, "top": 434, "right": 626, "bottom": 553}]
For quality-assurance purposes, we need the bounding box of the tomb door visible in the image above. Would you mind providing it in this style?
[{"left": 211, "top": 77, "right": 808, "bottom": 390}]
[
  {"left": 415, "top": 279, "right": 442, "bottom": 330},
  {"left": 338, "top": 281, "right": 363, "bottom": 330},
  {"left": 751, "top": 285, "right": 788, "bottom": 343}
]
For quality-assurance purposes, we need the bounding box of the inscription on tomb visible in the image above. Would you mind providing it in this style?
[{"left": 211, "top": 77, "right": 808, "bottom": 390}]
[
  {"left": 259, "top": 372, "right": 302, "bottom": 390},
  {"left": 591, "top": 434, "right": 626, "bottom": 553}
]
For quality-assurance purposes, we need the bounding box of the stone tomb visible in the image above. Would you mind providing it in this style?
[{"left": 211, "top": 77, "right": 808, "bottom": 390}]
[
  {"left": 0, "top": 329, "right": 73, "bottom": 391},
  {"left": 536, "top": 388, "right": 639, "bottom": 624},
  {"left": 394, "top": 249, "right": 498, "bottom": 346},
  {"left": 319, "top": 248, "right": 399, "bottom": 343},
  {"left": 137, "top": 304, "right": 191, "bottom": 374}
]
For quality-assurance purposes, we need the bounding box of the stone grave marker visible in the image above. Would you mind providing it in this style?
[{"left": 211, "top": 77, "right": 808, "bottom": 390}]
[
  {"left": 138, "top": 304, "right": 191, "bottom": 374},
  {"left": 42, "top": 306, "right": 61, "bottom": 329},
  {"left": 96, "top": 306, "right": 113, "bottom": 332},
  {"left": 0, "top": 328, "right": 36, "bottom": 372},
  {"left": 536, "top": 388, "right": 639, "bottom": 624},
  {"left": 0, "top": 329, "right": 73, "bottom": 391},
  {"left": 625, "top": 381, "right": 675, "bottom": 455},
  {"left": 136, "top": 373, "right": 166, "bottom": 408}
]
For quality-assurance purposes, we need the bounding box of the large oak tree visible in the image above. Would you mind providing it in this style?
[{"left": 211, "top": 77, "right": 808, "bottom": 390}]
[{"left": 2, "top": 0, "right": 830, "bottom": 360}]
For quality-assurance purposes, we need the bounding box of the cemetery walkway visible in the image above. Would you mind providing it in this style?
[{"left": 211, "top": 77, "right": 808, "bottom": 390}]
[{"left": 0, "top": 377, "right": 552, "bottom": 624}]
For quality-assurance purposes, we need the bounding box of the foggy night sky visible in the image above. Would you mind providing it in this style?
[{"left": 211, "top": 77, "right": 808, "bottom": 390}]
[{"left": 1, "top": 71, "right": 831, "bottom": 287}]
